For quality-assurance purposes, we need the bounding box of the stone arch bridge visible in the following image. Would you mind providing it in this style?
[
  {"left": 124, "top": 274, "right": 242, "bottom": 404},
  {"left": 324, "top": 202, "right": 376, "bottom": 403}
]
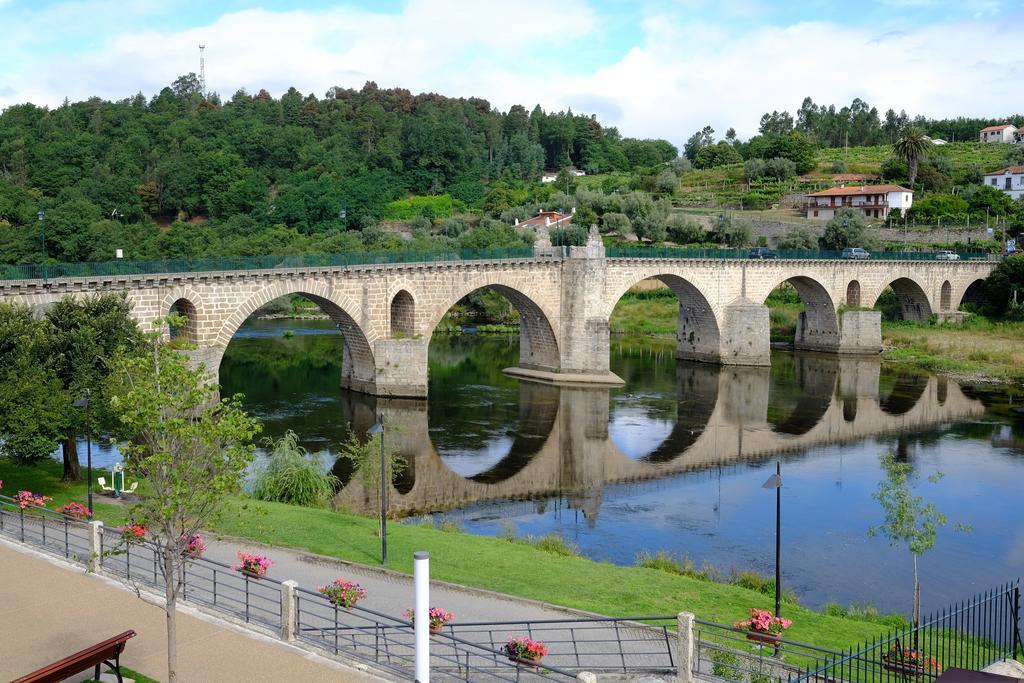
[{"left": 0, "top": 238, "right": 994, "bottom": 397}]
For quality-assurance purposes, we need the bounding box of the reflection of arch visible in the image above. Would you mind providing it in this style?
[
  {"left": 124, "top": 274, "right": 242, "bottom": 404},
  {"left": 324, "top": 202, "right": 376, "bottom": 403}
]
[
  {"left": 390, "top": 290, "right": 416, "bottom": 338},
  {"left": 879, "top": 369, "right": 928, "bottom": 415},
  {"left": 430, "top": 283, "right": 559, "bottom": 372},
  {"left": 639, "top": 362, "right": 720, "bottom": 463},
  {"left": 765, "top": 276, "right": 839, "bottom": 350},
  {"left": 610, "top": 275, "right": 721, "bottom": 362},
  {"left": 959, "top": 279, "right": 987, "bottom": 311},
  {"left": 216, "top": 285, "right": 376, "bottom": 390},
  {"left": 168, "top": 298, "right": 198, "bottom": 343},
  {"left": 846, "top": 280, "right": 861, "bottom": 308},
  {"left": 877, "top": 278, "right": 932, "bottom": 322},
  {"left": 769, "top": 354, "right": 838, "bottom": 435},
  {"left": 465, "top": 382, "right": 560, "bottom": 483},
  {"left": 940, "top": 281, "right": 952, "bottom": 311},
  {"left": 843, "top": 397, "right": 857, "bottom": 422},
  {"left": 937, "top": 377, "right": 948, "bottom": 405}
]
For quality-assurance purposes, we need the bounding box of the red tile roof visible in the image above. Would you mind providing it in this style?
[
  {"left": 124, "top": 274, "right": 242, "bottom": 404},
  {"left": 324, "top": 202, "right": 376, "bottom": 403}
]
[
  {"left": 983, "top": 166, "right": 1024, "bottom": 176},
  {"left": 981, "top": 124, "right": 1016, "bottom": 132},
  {"left": 807, "top": 184, "right": 912, "bottom": 197},
  {"left": 520, "top": 211, "right": 572, "bottom": 227}
]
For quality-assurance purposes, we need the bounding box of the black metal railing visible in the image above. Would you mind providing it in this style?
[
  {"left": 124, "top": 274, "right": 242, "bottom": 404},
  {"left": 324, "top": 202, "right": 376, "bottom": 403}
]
[
  {"left": 0, "top": 494, "right": 94, "bottom": 563},
  {"left": 692, "top": 618, "right": 844, "bottom": 683},
  {"left": 792, "top": 580, "right": 1022, "bottom": 683},
  {"left": 606, "top": 245, "right": 987, "bottom": 261}
]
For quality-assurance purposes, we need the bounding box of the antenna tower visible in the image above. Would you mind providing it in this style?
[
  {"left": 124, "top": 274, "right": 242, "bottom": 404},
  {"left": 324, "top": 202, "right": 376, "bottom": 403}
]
[{"left": 198, "top": 44, "right": 206, "bottom": 95}]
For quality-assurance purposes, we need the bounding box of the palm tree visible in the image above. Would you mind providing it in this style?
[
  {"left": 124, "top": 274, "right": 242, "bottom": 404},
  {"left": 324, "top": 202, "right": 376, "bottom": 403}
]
[{"left": 893, "top": 127, "right": 932, "bottom": 188}]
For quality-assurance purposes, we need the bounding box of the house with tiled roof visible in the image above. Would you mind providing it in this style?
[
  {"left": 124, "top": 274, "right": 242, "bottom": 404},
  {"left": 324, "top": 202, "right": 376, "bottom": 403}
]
[
  {"left": 804, "top": 184, "right": 913, "bottom": 220},
  {"left": 982, "top": 166, "right": 1024, "bottom": 200},
  {"left": 515, "top": 209, "right": 575, "bottom": 229},
  {"left": 979, "top": 124, "right": 1017, "bottom": 143}
]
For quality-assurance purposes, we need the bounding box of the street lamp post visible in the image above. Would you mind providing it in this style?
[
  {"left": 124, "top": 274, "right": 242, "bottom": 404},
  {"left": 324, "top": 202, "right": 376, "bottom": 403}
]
[
  {"left": 368, "top": 419, "right": 387, "bottom": 566},
  {"left": 37, "top": 207, "right": 47, "bottom": 283},
  {"left": 761, "top": 461, "right": 783, "bottom": 619},
  {"left": 73, "top": 393, "right": 93, "bottom": 515}
]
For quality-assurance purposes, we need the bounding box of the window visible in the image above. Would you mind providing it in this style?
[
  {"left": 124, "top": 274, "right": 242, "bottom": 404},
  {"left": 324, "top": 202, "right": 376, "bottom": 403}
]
[
  {"left": 813, "top": 210, "right": 819, "bottom": 217},
  {"left": 992, "top": 178, "right": 998, "bottom": 186},
  {"left": 1006, "top": 178, "right": 1012, "bottom": 190}
]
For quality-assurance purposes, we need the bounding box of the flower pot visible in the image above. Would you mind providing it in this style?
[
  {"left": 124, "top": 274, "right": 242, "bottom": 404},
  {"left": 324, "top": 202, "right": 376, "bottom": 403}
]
[
  {"left": 508, "top": 656, "right": 542, "bottom": 669},
  {"left": 430, "top": 625, "right": 444, "bottom": 635},
  {"left": 882, "top": 659, "right": 928, "bottom": 676},
  {"left": 240, "top": 569, "right": 264, "bottom": 580},
  {"left": 746, "top": 631, "right": 781, "bottom": 645}
]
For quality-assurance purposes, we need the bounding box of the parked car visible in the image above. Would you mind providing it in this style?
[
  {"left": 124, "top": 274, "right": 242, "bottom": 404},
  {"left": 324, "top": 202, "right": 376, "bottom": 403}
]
[
  {"left": 841, "top": 247, "right": 870, "bottom": 260},
  {"left": 935, "top": 250, "right": 960, "bottom": 261},
  {"left": 748, "top": 247, "right": 777, "bottom": 260}
]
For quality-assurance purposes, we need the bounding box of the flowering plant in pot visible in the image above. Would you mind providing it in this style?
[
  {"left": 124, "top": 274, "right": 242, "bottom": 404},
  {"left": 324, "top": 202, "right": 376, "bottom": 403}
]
[
  {"left": 504, "top": 636, "right": 549, "bottom": 667},
  {"left": 57, "top": 502, "right": 92, "bottom": 520},
  {"left": 403, "top": 607, "right": 454, "bottom": 633},
  {"left": 181, "top": 533, "right": 206, "bottom": 558},
  {"left": 120, "top": 522, "right": 148, "bottom": 542},
  {"left": 14, "top": 490, "right": 52, "bottom": 510},
  {"left": 318, "top": 578, "right": 367, "bottom": 608},
  {"left": 881, "top": 645, "right": 939, "bottom": 675},
  {"left": 734, "top": 608, "right": 792, "bottom": 644},
  {"left": 234, "top": 551, "right": 272, "bottom": 579}
]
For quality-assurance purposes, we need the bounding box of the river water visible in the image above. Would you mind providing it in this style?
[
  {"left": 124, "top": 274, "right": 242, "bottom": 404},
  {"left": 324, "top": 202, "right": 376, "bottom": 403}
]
[{"left": 79, "top": 318, "right": 1024, "bottom": 614}]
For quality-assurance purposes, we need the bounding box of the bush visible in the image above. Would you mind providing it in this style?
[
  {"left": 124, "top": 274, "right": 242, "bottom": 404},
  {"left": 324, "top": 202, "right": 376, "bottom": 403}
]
[
  {"left": 819, "top": 208, "right": 877, "bottom": 250},
  {"left": 655, "top": 169, "right": 679, "bottom": 195},
  {"left": 712, "top": 214, "right": 752, "bottom": 247},
  {"left": 252, "top": 431, "right": 339, "bottom": 507},
  {"left": 881, "top": 157, "right": 908, "bottom": 182},
  {"left": 438, "top": 217, "right": 470, "bottom": 238},
  {"left": 831, "top": 159, "right": 848, "bottom": 173},
  {"left": 777, "top": 227, "right": 818, "bottom": 250},
  {"left": 384, "top": 194, "right": 464, "bottom": 220},
  {"left": 602, "top": 211, "right": 632, "bottom": 237},
  {"left": 666, "top": 214, "right": 705, "bottom": 244}
]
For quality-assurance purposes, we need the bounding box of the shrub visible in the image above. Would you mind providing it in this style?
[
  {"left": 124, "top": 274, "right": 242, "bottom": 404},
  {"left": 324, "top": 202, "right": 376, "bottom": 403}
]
[
  {"left": 777, "top": 227, "right": 818, "bottom": 250},
  {"left": 712, "top": 214, "right": 752, "bottom": 247},
  {"left": 710, "top": 649, "right": 743, "bottom": 681},
  {"left": 252, "top": 430, "right": 339, "bottom": 507},
  {"left": 666, "top": 215, "right": 705, "bottom": 244},
  {"left": 532, "top": 533, "right": 580, "bottom": 557},
  {"left": 602, "top": 211, "right": 632, "bottom": 237}
]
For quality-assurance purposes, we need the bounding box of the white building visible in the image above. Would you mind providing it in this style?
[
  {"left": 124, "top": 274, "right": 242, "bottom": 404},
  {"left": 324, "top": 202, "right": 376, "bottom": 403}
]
[
  {"left": 983, "top": 166, "right": 1024, "bottom": 201},
  {"left": 979, "top": 124, "right": 1017, "bottom": 143},
  {"left": 804, "top": 184, "right": 913, "bottom": 220}
]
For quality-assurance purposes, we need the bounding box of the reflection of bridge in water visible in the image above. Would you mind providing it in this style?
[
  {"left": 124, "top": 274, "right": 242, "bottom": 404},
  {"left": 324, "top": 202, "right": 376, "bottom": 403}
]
[{"left": 334, "top": 355, "right": 984, "bottom": 518}]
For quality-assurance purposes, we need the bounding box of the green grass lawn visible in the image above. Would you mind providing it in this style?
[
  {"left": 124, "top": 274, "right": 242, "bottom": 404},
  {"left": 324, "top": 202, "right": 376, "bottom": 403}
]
[{"left": 84, "top": 667, "right": 158, "bottom": 683}]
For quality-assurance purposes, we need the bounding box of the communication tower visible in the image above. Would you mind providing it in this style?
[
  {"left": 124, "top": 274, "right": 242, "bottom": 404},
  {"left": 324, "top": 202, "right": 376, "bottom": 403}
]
[{"left": 198, "top": 44, "right": 206, "bottom": 95}]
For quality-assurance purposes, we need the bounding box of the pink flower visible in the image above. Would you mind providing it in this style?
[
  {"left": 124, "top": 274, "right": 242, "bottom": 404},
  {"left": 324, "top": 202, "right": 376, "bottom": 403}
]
[
  {"left": 14, "top": 491, "right": 52, "bottom": 509},
  {"left": 57, "top": 502, "right": 92, "bottom": 520},
  {"left": 734, "top": 608, "right": 793, "bottom": 635},
  {"left": 234, "top": 551, "right": 272, "bottom": 577},
  {"left": 318, "top": 578, "right": 367, "bottom": 608}
]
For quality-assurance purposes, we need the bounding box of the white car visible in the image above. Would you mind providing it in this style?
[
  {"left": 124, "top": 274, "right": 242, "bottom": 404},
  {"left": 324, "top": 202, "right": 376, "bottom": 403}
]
[{"left": 935, "top": 250, "right": 960, "bottom": 261}]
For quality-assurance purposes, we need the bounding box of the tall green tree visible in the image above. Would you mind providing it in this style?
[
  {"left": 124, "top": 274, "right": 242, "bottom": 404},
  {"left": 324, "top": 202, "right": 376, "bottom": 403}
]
[
  {"left": 892, "top": 128, "right": 932, "bottom": 188},
  {"left": 108, "top": 319, "right": 261, "bottom": 683}
]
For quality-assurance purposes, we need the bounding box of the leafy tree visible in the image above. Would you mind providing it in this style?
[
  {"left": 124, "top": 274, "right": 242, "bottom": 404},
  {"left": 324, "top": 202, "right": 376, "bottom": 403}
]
[
  {"left": 869, "top": 454, "right": 964, "bottom": 640},
  {"left": 981, "top": 254, "right": 1024, "bottom": 317},
  {"left": 108, "top": 319, "right": 261, "bottom": 683},
  {"left": 601, "top": 212, "right": 631, "bottom": 237},
  {"left": 744, "top": 159, "right": 766, "bottom": 181},
  {"left": 712, "top": 214, "right": 752, "bottom": 247},
  {"left": 666, "top": 214, "right": 704, "bottom": 244},
  {"left": 777, "top": 227, "right": 818, "bottom": 250},
  {"left": 763, "top": 157, "right": 797, "bottom": 181},
  {"left": 893, "top": 128, "right": 932, "bottom": 188},
  {"left": 694, "top": 142, "right": 742, "bottom": 169},
  {"left": 684, "top": 125, "right": 715, "bottom": 161},
  {"left": 819, "top": 208, "right": 875, "bottom": 250},
  {"left": 881, "top": 157, "right": 909, "bottom": 182},
  {"left": 909, "top": 195, "right": 969, "bottom": 223},
  {"left": 655, "top": 169, "right": 679, "bottom": 195}
]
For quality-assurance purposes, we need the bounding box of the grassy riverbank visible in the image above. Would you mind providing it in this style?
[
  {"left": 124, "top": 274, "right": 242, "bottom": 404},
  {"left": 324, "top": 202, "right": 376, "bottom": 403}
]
[{"left": 2, "top": 457, "right": 896, "bottom": 652}]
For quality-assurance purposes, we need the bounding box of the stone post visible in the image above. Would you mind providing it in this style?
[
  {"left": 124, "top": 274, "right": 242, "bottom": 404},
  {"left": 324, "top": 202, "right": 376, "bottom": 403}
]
[
  {"left": 280, "top": 579, "right": 298, "bottom": 642},
  {"left": 88, "top": 520, "right": 104, "bottom": 573},
  {"left": 576, "top": 672, "right": 598, "bottom": 683},
  {"left": 676, "top": 611, "right": 696, "bottom": 683},
  {"left": 838, "top": 309, "right": 882, "bottom": 355},
  {"left": 719, "top": 298, "right": 771, "bottom": 366}
]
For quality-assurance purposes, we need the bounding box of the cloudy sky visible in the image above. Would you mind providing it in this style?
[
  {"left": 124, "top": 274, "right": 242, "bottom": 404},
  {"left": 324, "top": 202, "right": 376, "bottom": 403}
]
[{"left": 1, "top": 0, "right": 1022, "bottom": 145}]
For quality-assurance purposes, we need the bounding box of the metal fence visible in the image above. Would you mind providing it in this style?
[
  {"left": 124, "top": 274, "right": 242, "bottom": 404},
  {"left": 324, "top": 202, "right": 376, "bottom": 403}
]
[
  {"left": 0, "top": 245, "right": 995, "bottom": 282},
  {"left": 0, "top": 495, "right": 94, "bottom": 563},
  {"left": 791, "top": 580, "right": 1022, "bottom": 683}
]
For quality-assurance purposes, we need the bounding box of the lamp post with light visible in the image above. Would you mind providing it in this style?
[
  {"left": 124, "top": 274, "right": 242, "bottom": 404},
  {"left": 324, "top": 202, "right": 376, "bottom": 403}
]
[
  {"left": 762, "top": 461, "right": 783, "bottom": 620},
  {"left": 73, "top": 393, "right": 93, "bottom": 515}
]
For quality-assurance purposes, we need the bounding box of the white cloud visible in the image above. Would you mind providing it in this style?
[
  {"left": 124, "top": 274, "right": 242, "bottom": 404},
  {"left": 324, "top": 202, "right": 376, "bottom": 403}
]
[{"left": 1, "top": 1, "right": 1023, "bottom": 149}]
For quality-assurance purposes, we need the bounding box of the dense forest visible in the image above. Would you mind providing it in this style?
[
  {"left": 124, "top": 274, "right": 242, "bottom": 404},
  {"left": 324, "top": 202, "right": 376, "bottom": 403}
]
[{"left": 0, "top": 75, "right": 678, "bottom": 264}]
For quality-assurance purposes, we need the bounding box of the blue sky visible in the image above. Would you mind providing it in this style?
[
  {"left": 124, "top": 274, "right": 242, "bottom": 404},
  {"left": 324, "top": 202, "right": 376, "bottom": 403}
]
[{"left": 1, "top": 0, "right": 1022, "bottom": 144}]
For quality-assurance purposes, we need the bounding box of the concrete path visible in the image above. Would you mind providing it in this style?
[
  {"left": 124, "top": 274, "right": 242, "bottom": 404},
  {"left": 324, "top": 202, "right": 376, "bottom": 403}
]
[{"left": 0, "top": 540, "right": 385, "bottom": 683}]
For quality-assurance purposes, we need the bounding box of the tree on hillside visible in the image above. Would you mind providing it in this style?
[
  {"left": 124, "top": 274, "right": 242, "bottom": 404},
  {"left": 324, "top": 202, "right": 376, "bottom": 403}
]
[
  {"left": 819, "top": 208, "right": 876, "bottom": 251},
  {"left": 684, "top": 125, "right": 715, "bottom": 161},
  {"left": 108, "top": 316, "right": 261, "bottom": 683},
  {"left": 893, "top": 128, "right": 932, "bottom": 188}
]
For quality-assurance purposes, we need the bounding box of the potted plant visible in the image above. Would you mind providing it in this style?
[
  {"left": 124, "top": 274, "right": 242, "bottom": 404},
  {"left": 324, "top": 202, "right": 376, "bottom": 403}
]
[
  {"left": 120, "top": 521, "right": 148, "bottom": 543},
  {"left": 181, "top": 533, "right": 206, "bottom": 559},
  {"left": 504, "top": 636, "right": 548, "bottom": 668},
  {"left": 57, "top": 502, "right": 92, "bottom": 520},
  {"left": 403, "top": 607, "right": 454, "bottom": 634},
  {"left": 14, "top": 490, "right": 52, "bottom": 511},
  {"left": 317, "top": 578, "right": 367, "bottom": 608},
  {"left": 234, "top": 551, "right": 272, "bottom": 579},
  {"left": 734, "top": 608, "right": 792, "bottom": 644},
  {"left": 881, "top": 644, "right": 939, "bottom": 676}
]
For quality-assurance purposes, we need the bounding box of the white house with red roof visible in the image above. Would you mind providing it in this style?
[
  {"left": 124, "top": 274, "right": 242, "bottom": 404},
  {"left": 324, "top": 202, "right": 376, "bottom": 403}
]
[
  {"left": 804, "top": 184, "right": 913, "bottom": 220},
  {"left": 983, "top": 166, "right": 1024, "bottom": 201},
  {"left": 979, "top": 124, "right": 1017, "bottom": 143}
]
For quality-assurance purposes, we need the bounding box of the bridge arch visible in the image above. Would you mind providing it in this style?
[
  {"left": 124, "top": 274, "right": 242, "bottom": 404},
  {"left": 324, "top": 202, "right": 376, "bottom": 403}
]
[
  {"left": 846, "top": 280, "right": 861, "bottom": 308},
  {"left": 167, "top": 298, "right": 198, "bottom": 344},
  {"left": 763, "top": 275, "right": 840, "bottom": 352},
  {"left": 214, "top": 282, "right": 377, "bottom": 392},
  {"left": 426, "top": 276, "right": 560, "bottom": 372},
  {"left": 608, "top": 273, "right": 721, "bottom": 363},
  {"left": 390, "top": 289, "right": 416, "bottom": 338},
  {"left": 940, "top": 281, "right": 952, "bottom": 311},
  {"left": 871, "top": 277, "right": 932, "bottom": 322},
  {"left": 957, "top": 279, "right": 987, "bottom": 311}
]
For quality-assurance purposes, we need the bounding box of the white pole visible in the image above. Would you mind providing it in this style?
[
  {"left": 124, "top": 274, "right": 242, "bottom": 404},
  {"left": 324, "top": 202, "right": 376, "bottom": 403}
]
[{"left": 414, "top": 551, "right": 430, "bottom": 683}]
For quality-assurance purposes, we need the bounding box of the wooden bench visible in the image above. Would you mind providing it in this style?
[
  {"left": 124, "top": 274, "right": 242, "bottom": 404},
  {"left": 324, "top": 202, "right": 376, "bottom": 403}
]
[{"left": 12, "top": 630, "right": 137, "bottom": 683}]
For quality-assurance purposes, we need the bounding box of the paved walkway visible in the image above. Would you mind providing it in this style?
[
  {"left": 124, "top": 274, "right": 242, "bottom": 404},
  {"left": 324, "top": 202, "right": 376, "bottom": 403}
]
[{"left": 0, "top": 540, "right": 385, "bottom": 683}]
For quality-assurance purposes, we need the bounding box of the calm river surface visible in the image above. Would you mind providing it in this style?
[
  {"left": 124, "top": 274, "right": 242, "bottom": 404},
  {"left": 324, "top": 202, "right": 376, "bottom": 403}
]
[{"left": 101, "top": 318, "right": 1024, "bottom": 613}]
